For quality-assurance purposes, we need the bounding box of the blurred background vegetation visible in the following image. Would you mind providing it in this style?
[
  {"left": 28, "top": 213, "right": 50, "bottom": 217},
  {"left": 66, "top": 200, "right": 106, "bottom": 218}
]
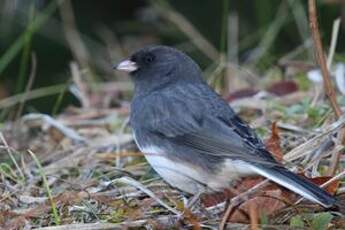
[{"left": 0, "top": 0, "right": 344, "bottom": 120}]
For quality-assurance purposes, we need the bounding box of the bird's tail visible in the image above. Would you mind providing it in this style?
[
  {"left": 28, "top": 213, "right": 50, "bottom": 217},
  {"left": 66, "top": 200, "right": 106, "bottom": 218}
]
[{"left": 249, "top": 165, "right": 337, "bottom": 208}]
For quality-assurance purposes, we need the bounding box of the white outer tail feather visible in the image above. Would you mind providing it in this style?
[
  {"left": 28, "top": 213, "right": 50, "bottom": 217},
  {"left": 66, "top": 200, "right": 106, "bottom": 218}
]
[{"left": 249, "top": 165, "right": 327, "bottom": 207}]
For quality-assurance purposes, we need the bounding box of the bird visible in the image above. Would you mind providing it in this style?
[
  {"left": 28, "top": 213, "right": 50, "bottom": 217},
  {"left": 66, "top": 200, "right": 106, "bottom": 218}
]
[{"left": 115, "top": 45, "right": 337, "bottom": 208}]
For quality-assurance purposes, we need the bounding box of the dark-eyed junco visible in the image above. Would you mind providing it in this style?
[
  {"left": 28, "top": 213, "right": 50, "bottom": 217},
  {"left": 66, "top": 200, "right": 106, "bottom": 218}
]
[{"left": 115, "top": 45, "right": 336, "bottom": 207}]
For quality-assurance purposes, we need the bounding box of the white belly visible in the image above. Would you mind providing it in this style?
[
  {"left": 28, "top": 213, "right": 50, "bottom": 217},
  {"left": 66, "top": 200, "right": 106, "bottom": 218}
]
[
  {"left": 136, "top": 143, "right": 255, "bottom": 194},
  {"left": 143, "top": 150, "right": 206, "bottom": 193}
]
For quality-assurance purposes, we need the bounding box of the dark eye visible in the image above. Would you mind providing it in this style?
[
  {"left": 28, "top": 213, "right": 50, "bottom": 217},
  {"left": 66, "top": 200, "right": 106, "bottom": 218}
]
[
  {"left": 143, "top": 53, "right": 155, "bottom": 64},
  {"left": 131, "top": 55, "right": 137, "bottom": 62}
]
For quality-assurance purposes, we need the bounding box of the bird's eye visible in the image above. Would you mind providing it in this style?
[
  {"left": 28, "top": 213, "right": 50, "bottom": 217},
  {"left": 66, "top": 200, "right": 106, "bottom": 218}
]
[
  {"left": 143, "top": 53, "right": 155, "bottom": 64},
  {"left": 131, "top": 55, "right": 137, "bottom": 62}
]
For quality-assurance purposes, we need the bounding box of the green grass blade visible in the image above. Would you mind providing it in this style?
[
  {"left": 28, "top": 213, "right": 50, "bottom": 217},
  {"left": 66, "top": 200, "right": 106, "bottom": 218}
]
[{"left": 28, "top": 150, "right": 61, "bottom": 225}]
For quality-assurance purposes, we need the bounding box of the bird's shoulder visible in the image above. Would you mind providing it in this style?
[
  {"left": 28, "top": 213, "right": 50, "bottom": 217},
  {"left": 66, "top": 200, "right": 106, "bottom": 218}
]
[{"left": 131, "top": 83, "right": 227, "bottom": 122}]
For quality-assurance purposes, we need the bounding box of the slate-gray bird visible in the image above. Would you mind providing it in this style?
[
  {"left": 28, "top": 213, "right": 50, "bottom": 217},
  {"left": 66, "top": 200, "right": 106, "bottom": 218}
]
[{"left": 115, "top": 45, "right": 337, "bottom": 207}]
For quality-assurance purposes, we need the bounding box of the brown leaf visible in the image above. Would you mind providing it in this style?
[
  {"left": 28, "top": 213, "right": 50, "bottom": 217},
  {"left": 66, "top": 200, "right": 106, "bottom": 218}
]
[
  {"left": 183, "top": 208, "right": 201, "bottom": 230},
  {"left": 201, "top": 190, "right": 233, "bottom": 207},
  {"left": 228, "top": 189, "right": 287, "bottom": 223},
  {"left": 249, "top": 201, "right": 259, "bottom": 230},
  {"left": 267, "top": 80, "right": 298, "bottom": 96},
  {"left": 265, "top": 122, "right": 283, "bottom": 163},
  {"left": 226, "top": 88, "right": 259, "bottom": 102}
]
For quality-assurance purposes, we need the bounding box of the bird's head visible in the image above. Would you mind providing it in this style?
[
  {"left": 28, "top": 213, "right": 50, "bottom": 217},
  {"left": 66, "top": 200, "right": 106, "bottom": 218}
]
[{"left": 114, "top": 45, "right": 203, "bottom": 94}]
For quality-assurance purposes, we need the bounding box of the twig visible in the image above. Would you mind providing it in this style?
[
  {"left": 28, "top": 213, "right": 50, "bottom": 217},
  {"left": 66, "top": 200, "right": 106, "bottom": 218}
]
[
  {"left": 284, "top": 113, "right": 345, "bottom": 162},
  {"left": 308, "top": 0, "right": 344, "bottom": 176},
  {"left": 308, "top": 0, "right": 342, "bottom": 117},
  {"left": 321, "top": 169, "right": 345, "bottom": 188},
  {"left": 219, "top": 202, "right": 235, "bottom": 230},
  {"left": 22, "top": 113, "right": 86, "bottom": 143},
  {"left": 304, "top": 141, "right": 342, "bottom": 177}
]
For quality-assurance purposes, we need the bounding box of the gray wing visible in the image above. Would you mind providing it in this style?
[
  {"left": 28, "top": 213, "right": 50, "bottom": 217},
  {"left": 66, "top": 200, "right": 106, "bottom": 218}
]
[{"left": 131, "top": 83, "right": 278, "bottom": 168}]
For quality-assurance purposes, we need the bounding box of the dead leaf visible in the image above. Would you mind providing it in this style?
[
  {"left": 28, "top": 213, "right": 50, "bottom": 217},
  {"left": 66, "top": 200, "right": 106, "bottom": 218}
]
[
  {"left": 173, "top": 197, "right": 201, "bottom": 229},
  {"left": 201, "top": 189, "right": 233, "bottom": 207},
  {"left": 226, "top": 88, "right": 259, "bottom": 102},
  {"left": 249, "top": 201, "right": 259, "bottom": 230},
  {"left": 228, "top": 189, "right": 287, "bottom": 223},
  {"left": 183, "top": 208, "right": 201, "bottom": 230},
  {"left": 267, "top": 80, "right": 298, "bottom": 96},
  {"left": 265, "top": 122, "right": 283, "bottom": 162}
]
